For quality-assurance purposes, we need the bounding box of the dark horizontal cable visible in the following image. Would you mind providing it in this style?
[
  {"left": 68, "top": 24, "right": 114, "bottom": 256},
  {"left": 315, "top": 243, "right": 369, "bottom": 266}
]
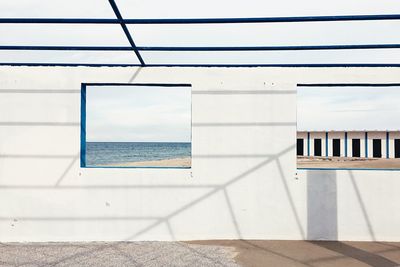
[
  {"left": 83, "top": 83, "right": 191, "bottom": 87},
  {"left": 124, "top": 14, "right": 400, "bottom": 24},
  {"left": 1, "top": 63, "right": 400, "bottom": 67},
  {"left": 1, "top": 44, "right": 400, "bottom": 51},
  {"left": 1, "top": 14, "right": 400, "bottom": 24},
  {"left": 0, "top": 46, "right": 133, "bottom": 51},
  {"left": 0, "top": 18, "right": 119, "bottom": 24},
  {"left": 137, "top": 44, "right": 400, "bottom": 51},
  {"left": 298, "top": 83, "right": 400, "bottom": 87}
]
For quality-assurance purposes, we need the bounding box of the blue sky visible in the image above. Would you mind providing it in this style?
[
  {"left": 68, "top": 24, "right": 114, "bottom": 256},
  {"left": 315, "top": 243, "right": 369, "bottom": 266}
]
[
  {"left": 86, "top": 85, "right": 191, "bottom": 142},
  {"left": 297, "top": 86, "right": 400, "bottom": 131}
]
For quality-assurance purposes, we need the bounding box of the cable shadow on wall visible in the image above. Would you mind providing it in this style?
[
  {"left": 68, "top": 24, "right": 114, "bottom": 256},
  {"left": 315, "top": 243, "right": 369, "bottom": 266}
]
[
  {"left": 0, "top": 77, "right": 306, "bottom": 265},
  {"left": 305, "top": 169, "right": 397, "bottom": 266}
]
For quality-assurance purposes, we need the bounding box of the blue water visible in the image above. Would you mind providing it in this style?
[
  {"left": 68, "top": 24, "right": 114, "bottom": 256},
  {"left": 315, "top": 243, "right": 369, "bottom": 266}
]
[{"left": 86, "top": 142, "right": 191, "bottom": 166}]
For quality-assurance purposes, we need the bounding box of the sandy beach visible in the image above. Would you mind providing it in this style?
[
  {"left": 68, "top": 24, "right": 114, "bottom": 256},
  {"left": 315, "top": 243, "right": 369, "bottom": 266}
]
[
  {"left": 298, "top": 156, "right": 400, "bottom": 169},
  {"left": 104, "top": 157, "right": 191, "bottom": 167}
]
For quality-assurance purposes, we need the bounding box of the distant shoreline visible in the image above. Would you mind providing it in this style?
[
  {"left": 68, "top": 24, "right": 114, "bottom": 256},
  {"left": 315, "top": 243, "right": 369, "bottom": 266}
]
[{"left": 99, "top": 157, "right": 191, "bottom": 167}]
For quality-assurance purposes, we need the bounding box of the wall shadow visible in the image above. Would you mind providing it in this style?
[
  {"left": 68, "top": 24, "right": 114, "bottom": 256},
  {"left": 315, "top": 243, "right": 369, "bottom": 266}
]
[
  {"left": 0, "top": 76, "right": 303, "bottom": 265},
  {"left": 310, "top": 241, "right": 399, "bottom": 267},
  {"left": 348, "top": 170, "right": 376, "bottom": 241},
  {"left": 307, "top": 170, "right": 337, "bottom": 240}
]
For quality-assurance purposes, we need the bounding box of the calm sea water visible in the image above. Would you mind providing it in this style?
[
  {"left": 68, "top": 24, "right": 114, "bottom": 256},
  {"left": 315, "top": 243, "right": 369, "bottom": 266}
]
[{"left": 86, "top": 142, "right": 191, "bottom": 166}]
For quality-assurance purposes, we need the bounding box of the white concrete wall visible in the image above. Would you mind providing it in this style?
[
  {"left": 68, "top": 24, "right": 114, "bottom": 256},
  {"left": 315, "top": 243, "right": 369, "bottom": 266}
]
[
  {"left": 1, "top": 66, "right": 400, "bottom": 242},
  {"left": 299, "top": 169, "right": 400, "bottom": 241}
]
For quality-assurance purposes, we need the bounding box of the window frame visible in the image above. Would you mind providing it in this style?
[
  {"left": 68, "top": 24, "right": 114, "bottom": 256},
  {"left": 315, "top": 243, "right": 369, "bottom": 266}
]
[
  {"left": 80, "top": 82, "right": 192, "bottom": 169},
  {"left": 296, "top": 83, "right": 400, "bottom": 171}
]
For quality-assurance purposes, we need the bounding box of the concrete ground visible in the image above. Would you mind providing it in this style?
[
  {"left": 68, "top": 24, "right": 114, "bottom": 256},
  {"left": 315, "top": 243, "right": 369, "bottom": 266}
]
[
  {"left": 0, "top": 242, "right": 239, "bottom": 267},
  {"left": 0, "top": 240, "right": 399, "bottom": 267},
  {"left": 297, "top": 156, "right": 400, "bottom": 169},
  {"left": 191, "top": 240, "right": 400, "bottom": 267}
]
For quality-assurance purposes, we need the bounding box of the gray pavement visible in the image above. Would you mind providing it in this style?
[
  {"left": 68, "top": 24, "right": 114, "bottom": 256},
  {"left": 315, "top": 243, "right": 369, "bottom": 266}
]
[
  {"left": 0, "top": 242, "right": 240, "bottom": 267},
  {"left": 1, "top": 240, "right": 400, "bottom": 267}
]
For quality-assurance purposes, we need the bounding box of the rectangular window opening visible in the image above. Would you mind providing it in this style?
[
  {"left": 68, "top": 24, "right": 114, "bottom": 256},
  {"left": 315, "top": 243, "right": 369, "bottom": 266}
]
[
  {"left": 297, "top": 84, "right": 400, "bottom": 170},
  {"left": 80, "top": 83, "right": 192, "bottom": 168}
]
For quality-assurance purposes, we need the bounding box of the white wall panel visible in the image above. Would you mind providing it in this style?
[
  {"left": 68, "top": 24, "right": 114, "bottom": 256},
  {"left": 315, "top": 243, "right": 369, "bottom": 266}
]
[{"left": 0, "top": 66, "right": 399, "bottom": 242}]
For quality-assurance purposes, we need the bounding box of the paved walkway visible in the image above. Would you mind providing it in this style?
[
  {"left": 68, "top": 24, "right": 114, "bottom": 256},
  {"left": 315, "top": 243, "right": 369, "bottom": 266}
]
[
  {"left": 0, "top": 242, "right": 239, "bottom": 267},
  {"left": 192, "top": 240, "right": 400, "bottom": 267},
  {"left": 0, "top": 240, "right": 399, "bottom": 266}
]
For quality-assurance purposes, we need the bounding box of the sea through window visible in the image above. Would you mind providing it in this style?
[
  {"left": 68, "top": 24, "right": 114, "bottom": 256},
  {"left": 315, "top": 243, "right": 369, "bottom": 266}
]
[{"left": 80, "top": 83, "right": 192, "bottom": 168}]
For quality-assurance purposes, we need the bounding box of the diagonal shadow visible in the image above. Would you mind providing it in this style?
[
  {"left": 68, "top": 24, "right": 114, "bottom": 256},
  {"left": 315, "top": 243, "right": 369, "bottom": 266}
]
[
  {"left": 54, "top": 153, "right": 80, "bottom": 186},
  {"left": 239, "top": 240, "right": 313, "bottom": 266},
  {"left": 223, "top": 189, "right": 242, "bottom": 239},
  {"left": 0, "top": 154, "right": 275, "bottom": 190},
  {"left": 172, "top": 242, "right": 233, "bottom": 267},
  {"left": 310, "top": 241, "right": 399, "bottom": 267},
  {"left": 38, "top": 144, "right": 295, "bottom": 266},
  {"left": 128, "top": 67, "right": 142, "bottom": 83},
  {"left": 306, "top": 246, "right": 400, "bottom": 265},
  {"left": 190, "top": 240, "right": 313, "bottom": 266},
  {"left": 51, "top": 67, "right": 142, "bottom": 188},
  {"left": 111, "top": 246, "right": 144, "bottom": 267},
  {"left": 0, "top": 76, "right": 298, "bottom": 264},
  {"left": 275, "top": 158, "right": 306, "bottom": 239},
  {"left": 126, "top": 145, "right": 295, "bottom": 241},
  {"left": 165, "top": 219, "right": 176, "bottom": 241},
  {"left": 348, "top": 170, "right": 376, "bottom": 241},
  {"left": 306, "top": 170, "right": 337, "bottom": 240}
]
